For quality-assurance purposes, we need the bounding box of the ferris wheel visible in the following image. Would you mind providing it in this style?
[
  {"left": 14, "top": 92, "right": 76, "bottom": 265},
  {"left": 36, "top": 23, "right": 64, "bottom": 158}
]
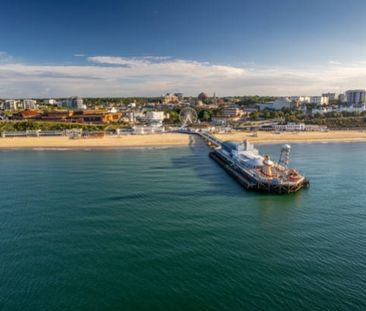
[{"left": 179, "top": 107, "right": 198, "bottom": 128}]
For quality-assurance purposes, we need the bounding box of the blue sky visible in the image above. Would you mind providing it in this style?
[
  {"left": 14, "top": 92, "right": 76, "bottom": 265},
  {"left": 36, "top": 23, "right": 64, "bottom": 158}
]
[{"left": 1, "top": 0, "right": 366, "bottom": 97}]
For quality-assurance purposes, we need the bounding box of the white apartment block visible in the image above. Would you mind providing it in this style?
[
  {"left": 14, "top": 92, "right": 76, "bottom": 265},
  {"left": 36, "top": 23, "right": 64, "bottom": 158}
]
[
  {"left": 3, "top": 99, "right": 38, "bottom": 110},
  {"left": 145, "top": 111, "right": 165, "bottom": 127},
  {"left": 298, "top": 96, "right": 311, "bottom": 103},
  {"left": 3, "top": 100, "right": 20, "bottom": 110},
  {"left": 298, "top": 96, "right": 329, "bottom": 105},
  {"left": 21, "top": 99, "right": 38, "bottom": 110}
]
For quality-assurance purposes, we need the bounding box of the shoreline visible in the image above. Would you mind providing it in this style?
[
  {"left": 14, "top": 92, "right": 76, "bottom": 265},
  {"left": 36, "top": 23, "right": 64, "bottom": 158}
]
[
  {"left": 216, "top": 130, "right": 366, "bottom": 145},
  {"left": 256, "top": 139, "right": 366, "bottom": 145},
  {"left": 0, "top": 131, "right": 366, "bottom": 149},
  {"left": 0, "top": 144, "right": 191, "bottom": 150}
]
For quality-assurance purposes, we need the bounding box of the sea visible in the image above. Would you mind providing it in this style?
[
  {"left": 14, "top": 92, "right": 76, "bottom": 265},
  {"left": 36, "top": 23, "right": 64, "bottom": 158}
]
[{"left": 1, "top": 141, "right": 366, "bottom": 310}]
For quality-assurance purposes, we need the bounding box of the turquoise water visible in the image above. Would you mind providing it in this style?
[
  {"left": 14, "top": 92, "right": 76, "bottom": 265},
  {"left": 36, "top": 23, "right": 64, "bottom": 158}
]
[{"left": 1, "top": 142, "right": 366, "bottom": 310}]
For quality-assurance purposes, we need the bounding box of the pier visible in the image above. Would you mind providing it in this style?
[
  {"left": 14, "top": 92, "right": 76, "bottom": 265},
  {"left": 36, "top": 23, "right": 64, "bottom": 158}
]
[
  {"left": 174, "top": 129, "right": 223, "bottom": 148},
  {"left": 176, "top": 129, "right": 309, "bottom": 194},
  {"left": 197, "top": 132, "right": 223, "bottom": 148}
]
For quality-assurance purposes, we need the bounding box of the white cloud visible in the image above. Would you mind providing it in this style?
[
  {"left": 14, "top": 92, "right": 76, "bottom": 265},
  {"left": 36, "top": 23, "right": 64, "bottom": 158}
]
[
  {"left": 74, "top": 54, "right": 87, "bottom": 57},
  {"left": 88, "top": 56, "right": 152, "bottom": 66},
  {"left": 88, "top": 55, "right": 172, "bottom": 65},
  {"left": 328, "top": 60, "right": 342, "bottom": 65},
  {"left": 1, "top": 55, "right": 366, "bottom": 97}
]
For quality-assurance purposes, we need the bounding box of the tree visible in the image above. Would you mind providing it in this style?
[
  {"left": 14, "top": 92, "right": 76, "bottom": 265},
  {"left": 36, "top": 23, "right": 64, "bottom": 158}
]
[
  {"left": 250, "top": 111, "right": 260, "bottom": 120},
  {"left": 198, "top": 109, "right": 212, "bottom": 121},
  {"left": 165, "top": 109, "right": 180, "bottom": 124}
]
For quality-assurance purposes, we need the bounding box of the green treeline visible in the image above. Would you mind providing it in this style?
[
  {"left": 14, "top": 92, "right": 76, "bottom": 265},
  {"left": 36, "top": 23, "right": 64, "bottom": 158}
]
[{"left": 0, "top": 121, "right": 106, "bottom": 132}]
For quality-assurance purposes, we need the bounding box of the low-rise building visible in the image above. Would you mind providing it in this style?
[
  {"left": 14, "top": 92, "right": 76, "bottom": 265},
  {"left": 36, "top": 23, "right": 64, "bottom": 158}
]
[
  {"left": 257, "top": 97, "right": 293, "bottom": 110},
  {"left": 211, "top": 117, "right": 228, "bottom": 125},
  {"left": 11, "top": 110, "right": 41, "bottom": 120},
  {"left": 221, "top": 107, "right": 242, "bottom": 118},
  {"left": 145, "top": 111, "right": 165, "bottom": 127},
  {"left": 124, "top": 111, "right": 145, "bottom": 123},
  {"left": 43, "top": 99, "right": 57, "bottom": 105},
  {"left": 132, "top": 125, "right": 165, "bottom": 134},
  {"left": 35, "top": 109, "right": 121, "bottom": 123},
  {"left": 266, "top": 122, "right": 326, "bottom": 131},
  {"left": 41, "top": 110, "right": 73, "bottom": 121},
  {"left": 163, "top": 93, "right": 180, "bottom": 104},
  {"left": 174, "top": 93, "right": 183, "bottom": 100},
  {"left": 274, "top": 122, "right": 306, "bottom": 131},
  {"left": 312, "top": 105, "right": 366, "bottom": 114},
  {"left": 69, "top": 110, "right": 122, "bottom": 123},
  {"left": 107, "top": 107, "right": 118, "bottom": 113},
  {"left": 214, "top": 106, "right": 246, "bottom": 122}
]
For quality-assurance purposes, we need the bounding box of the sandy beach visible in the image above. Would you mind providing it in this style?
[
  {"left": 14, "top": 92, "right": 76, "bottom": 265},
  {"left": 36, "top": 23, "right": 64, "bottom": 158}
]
[
  {"left": 1, "top": 131, "right": 366, "bottom": 149},
  {"left": 216, "top": 130, "right": 366, "bottom": 144},
  {"left": 0, "top": 134, "right": 191, "bottom": 149}
]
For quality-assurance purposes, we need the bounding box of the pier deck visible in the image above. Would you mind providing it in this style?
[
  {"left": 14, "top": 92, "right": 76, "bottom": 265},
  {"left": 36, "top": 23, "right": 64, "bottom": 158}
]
[{"left": 176, "top": 129, "right": 309, "bottom": 194}]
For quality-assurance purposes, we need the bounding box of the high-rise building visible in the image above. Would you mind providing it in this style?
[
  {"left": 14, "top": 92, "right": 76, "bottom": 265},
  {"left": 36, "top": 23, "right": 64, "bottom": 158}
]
[
  {"left": 309, "top": 96, "right": 322, "bottom": 105},
  {"left": 60, "top": 97, "right": 85, "bottom": 109},
  {"left": 322, "top": 93, "right": 337, "bottom": 101},
  {"left": 338, "top": 93, "right": 346, "bottom": 103},
  {"left": 345, "top": 90, "right": 366, "bottom": 106},
  {"left": 3, "top": 100, "right": 19, "bottom": 110},
  {"left": 21, "top": 99, "right": 38, "bottom": 110}
]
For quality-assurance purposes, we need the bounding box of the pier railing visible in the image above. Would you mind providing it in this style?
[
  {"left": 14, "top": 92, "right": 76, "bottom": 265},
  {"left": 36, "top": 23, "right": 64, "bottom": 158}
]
[
  {"left": 198, "top": 132, "right": 222, "bottom": 147},
  {"left": 172, "top": 128, "right": 223, "bottom": 148}
]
